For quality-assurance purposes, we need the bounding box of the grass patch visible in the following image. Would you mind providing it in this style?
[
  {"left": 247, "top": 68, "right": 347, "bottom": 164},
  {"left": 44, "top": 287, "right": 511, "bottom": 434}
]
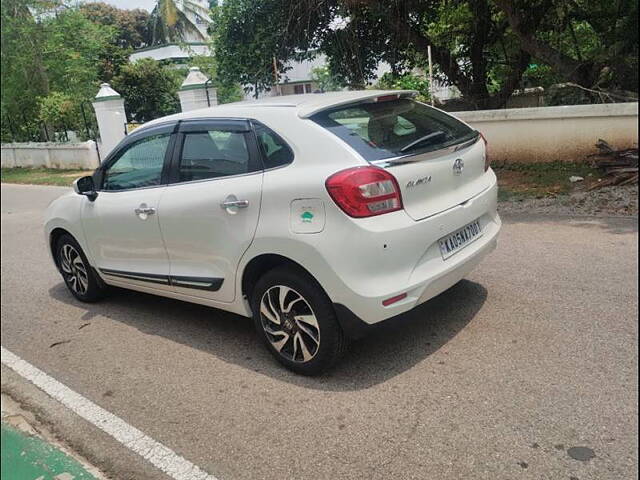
[
  {"left": 493, "top": 161, "right": 600, "bottom": 201},
  {"left": 1, "top": 167, "right": 93, "bottom": 187}
]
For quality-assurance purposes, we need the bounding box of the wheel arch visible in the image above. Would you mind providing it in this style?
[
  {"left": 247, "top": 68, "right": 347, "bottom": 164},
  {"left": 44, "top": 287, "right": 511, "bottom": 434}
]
[
  {"left": 49, "top": 227, "right": 74, "bottom": 271},
  {"left": 241, "top": 253, "right": 327, "bottom": 304}
]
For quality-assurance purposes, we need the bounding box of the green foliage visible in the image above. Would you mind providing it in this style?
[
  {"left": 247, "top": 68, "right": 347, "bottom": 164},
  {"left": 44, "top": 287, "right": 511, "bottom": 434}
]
[
  {"left": 213, "top": 0, "right": 639, "bottom": 108},
  {"left": 111, "top": 59, "right": 181, "bottom": 122},
  {"left": 496, "top": 0, "right": 638, "bottom": 94},
  {"left": 1, "top": 1, "right": 115, "bottom": 141},
  {"left": 310, "top": 66, "right": 344, "bottom": 92},
  {"left": 40, "top": 8, "right": 113, "bottom": 101},
  {"left": 80, "top": 2, "right": 150, "bottom": 49},
  {"left": 79, "top": 2, "right": 152, "bottom": 81},
  {"left": 95, "top": 42, "right": 132, "bottom": 82},
  {"left": 212, "top": 0, "right": 333, "bottom": 96},
  {"left": 375, "top": 72, "right": 430, "bottom": 103},
  {"left": 37, "top": 92, "right": 75, "bottom": 133}
]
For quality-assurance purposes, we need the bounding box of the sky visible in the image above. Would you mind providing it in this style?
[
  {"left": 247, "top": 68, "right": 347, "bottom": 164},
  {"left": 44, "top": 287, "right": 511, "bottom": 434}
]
[{"left": 101, "top": 0, "right": 157, "bottom": 12}]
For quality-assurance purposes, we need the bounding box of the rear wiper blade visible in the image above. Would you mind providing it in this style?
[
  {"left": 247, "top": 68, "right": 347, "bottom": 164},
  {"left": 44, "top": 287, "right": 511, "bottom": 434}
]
[{"left": 400, "top": 131, "right": 446, "bottom": 153}]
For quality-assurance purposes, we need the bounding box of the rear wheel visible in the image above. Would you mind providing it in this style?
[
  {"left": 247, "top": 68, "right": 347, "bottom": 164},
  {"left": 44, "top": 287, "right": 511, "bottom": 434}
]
[
  {"left": 55, "top": 234, "right": 107, "bottom": 302},
  {"left": 251, "top": 266, "right": 346, "bottom": 375}
]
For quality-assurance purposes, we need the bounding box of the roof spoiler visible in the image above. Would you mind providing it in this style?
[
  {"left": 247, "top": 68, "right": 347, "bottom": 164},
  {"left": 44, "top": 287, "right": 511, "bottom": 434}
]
[{"left": 297, "top": 90, "right": 418, "bottom": 119}]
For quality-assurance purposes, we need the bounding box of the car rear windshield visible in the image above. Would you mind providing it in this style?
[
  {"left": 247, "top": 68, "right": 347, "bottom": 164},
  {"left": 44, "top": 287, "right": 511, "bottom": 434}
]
[{"left": 310, "top": 98, "right": 478, "bottom": 161}]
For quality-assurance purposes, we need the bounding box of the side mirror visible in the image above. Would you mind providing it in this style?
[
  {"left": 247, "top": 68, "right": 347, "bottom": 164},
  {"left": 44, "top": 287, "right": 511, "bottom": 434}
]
[{"left": 73, "top": 176, "right": 98, "bottom": 201}]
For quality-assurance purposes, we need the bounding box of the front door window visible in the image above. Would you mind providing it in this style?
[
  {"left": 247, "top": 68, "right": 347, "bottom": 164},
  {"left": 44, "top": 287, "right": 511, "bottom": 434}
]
[{"left": 103, "top": 134, "right": 170, "bottom": 191}]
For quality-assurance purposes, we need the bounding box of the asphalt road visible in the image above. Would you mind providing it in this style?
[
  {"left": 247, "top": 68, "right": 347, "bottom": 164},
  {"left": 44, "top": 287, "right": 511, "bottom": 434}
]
[{"left": 1, "top": 183, "right": 638, "bottom": 480}]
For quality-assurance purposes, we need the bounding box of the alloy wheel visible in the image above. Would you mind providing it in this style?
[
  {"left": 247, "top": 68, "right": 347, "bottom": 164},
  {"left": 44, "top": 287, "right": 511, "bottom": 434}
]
[
  {"left": 259, "top": 285, "right": 320, "bottom": 363},
  {"left": 60, "top": 244, "right": 89, "bottom": 295}
]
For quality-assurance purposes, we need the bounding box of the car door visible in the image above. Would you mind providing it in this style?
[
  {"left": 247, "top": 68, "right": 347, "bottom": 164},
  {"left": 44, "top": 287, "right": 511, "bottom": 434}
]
[
  {"left": 80, "top": 123, "right": 176, "bottom": 291},
  {"left": 158, "top": 119, "right": 263, "bottom": 303}
]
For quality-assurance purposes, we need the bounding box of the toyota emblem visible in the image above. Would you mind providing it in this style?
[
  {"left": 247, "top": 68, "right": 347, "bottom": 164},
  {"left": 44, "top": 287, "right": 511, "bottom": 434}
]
[{"left": 453, "top": 158, "right": 464, "bottom": 175}]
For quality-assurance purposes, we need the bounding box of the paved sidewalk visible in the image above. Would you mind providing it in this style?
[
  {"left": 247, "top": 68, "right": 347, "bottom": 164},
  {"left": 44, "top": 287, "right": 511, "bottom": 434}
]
[{"left": 1, "top": 394, "right": 99, "bottom": 480}]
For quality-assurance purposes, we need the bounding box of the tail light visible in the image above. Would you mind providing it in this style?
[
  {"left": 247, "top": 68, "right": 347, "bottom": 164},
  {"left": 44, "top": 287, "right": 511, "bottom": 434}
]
[
  {"left": 326, "top": 166, "right": 403, "bottom": 218},
  {"left": 480, "top": 132, "right": 490, "bottom": 171}
]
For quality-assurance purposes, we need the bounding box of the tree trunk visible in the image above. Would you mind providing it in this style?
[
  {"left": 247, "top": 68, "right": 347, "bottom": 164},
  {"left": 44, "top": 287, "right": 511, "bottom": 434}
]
[
  {"left": 400, "top": 21, "right": 527, "bottom": 110},
  {"left": 494, "top": 0, "right": 597, "bottom": 86}
]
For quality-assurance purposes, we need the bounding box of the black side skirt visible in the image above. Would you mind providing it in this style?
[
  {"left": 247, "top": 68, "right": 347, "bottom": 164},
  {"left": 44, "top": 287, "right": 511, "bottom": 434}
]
[{"left": 99, "top": 268, "right": 223, "bottom": 292}]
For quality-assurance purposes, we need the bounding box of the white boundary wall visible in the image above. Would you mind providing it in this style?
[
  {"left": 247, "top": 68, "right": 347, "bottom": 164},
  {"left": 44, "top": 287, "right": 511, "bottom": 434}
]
[
  {"left": 454, "top": 102, "right": 638, "bottom": 163},
  {"left": 2, "top": 103, "right": 637, "bottom": 169},
  {"left": 1, "top": 141, "right": 100, "bottom": 169}
]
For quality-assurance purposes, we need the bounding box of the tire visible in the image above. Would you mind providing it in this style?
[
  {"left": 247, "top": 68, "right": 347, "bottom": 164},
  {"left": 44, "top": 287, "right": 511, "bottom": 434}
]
[
  {"left": 251, "top": 265, "right": 347, "bottom": 375},
  {"left": 55, "top": 234, "right": 107, "bottom": 303}
]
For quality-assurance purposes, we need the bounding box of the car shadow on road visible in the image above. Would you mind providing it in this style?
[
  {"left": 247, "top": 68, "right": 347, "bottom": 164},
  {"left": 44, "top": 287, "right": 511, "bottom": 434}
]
[{"left": 49, "top": 279, "right": 487, "bottom": 391}]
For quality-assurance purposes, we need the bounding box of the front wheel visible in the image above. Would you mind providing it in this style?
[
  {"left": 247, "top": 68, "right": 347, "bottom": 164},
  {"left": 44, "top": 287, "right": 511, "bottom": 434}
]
[
  {"left": 55, "top": 234, "right": 107, "bottom": 302},
  {"left": 251, "top": 266, "right": 346, "bottom": 375}
]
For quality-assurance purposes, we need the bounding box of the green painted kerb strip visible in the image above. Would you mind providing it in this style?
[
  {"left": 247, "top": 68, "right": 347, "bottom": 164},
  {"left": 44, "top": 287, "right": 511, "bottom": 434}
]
[
  {"left": 179, "top": 84, "right": 208, "bottom": 91},
  {"left": 1, "top": 423, "right": 97, "bottom": 480},
  {"left": 93, "top": 95, "right": 121, "bottom": 103}
]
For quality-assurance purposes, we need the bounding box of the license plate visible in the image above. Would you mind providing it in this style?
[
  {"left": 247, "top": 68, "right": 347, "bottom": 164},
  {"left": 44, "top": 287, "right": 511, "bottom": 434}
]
[{"left": 438, "top": 219, "right": 483, "bottom": 260}]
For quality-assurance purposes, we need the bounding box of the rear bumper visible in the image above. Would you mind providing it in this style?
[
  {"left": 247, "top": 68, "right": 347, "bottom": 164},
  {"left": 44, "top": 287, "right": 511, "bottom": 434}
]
[
  {"left": 329, "top": 177, "right": 500, "bottom": 336},
  {"left": 333, "top": 231, "right": 498, "bottom": 338}
]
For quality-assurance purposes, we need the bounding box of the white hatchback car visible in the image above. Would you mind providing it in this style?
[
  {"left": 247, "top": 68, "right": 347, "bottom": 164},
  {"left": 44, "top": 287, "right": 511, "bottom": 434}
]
[{"left": 45, "top": 90, "right": 500, "bottom": 374}]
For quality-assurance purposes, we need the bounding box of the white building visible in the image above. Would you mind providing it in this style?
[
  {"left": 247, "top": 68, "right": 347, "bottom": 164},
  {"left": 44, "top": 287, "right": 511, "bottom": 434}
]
[
  {"left": 130, "top": 0, "right": 212, "bottom": 64},
  {"left": 243, "top": 55, "right": 393, "bottom": 100},
  {"left": 129, "top": 43, "right": 211, "bottom": 63}
]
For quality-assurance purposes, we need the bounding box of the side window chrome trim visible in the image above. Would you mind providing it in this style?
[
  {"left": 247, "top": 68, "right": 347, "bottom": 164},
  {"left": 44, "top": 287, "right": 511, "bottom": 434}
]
[
  {"left": 165, "top": 169, "right": 264, "bottom": 187},
  {"left": 96, "top": 184, "right": 168, "bottom": 193}
]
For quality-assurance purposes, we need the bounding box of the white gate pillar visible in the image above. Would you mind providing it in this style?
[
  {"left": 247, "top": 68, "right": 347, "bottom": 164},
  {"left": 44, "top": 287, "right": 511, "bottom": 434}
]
[
  {"left": 179, "top": 67, "right": 217, "bottom": 112},
  {"left": 92, "top": 83, "right": 127, "bottom": 159}
]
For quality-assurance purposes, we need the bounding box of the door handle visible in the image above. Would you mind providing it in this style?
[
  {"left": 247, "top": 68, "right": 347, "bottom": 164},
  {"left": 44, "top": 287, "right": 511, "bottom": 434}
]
[
  {"left": 134, "top": 207, "right": 156, "bottom": 215},
  {"left": 220, "top": 199, "right": 249, "bottom": 209},
  {"left": 134, "top": 203, "right": 156, "bottom": 219}
]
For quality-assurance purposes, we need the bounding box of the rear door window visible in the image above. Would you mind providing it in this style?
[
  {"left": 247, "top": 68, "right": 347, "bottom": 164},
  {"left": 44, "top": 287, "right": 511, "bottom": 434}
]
[
  {"left": 311, "top": 98, "right": 477, "bottom": 161},
  {"left": 178, "top": 130, "right": 256, "bottom": 182}
]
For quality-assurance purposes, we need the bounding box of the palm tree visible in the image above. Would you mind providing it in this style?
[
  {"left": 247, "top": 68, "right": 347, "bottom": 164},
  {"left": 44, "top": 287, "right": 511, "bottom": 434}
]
[{"left": 149, "top": 0, "right": 211, "bottom": 45}]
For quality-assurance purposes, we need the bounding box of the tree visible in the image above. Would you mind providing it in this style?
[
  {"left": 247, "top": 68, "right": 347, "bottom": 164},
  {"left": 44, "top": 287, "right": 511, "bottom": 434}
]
[
  {"left": 111, "top": 59, "right": 181, "bottom": 122},
  {"left": 1, "top": 0, "right": 50, "bottom": 134},
  {"left": 375, "top": 72, "right": 430, "bottom": 103},
  {"left": 213, "top": 0, "right": 638, "bottom": 109},
  {"left": 79, "top": 2, "right": 152, "bottom": 81},
  {"left": 213, "top": 0, "right": 533, "bottom": 107},
  {"left": 79, "top": 2, "right": 150, "bottom": 49},
  {"left": 150, "top": 0, "right": 211, "bottom": 45},
  {"left": 212, "top": 1, "right": 333, "bottom": 96},
  {"left": 1, "top": 0, "right": 115, "bottom": 140},
  {"left": 310, "top": 65, "right": 345, "bottom": 92},
  {"left": 494, "top": 0, "right": 638, "bottom": 96}
]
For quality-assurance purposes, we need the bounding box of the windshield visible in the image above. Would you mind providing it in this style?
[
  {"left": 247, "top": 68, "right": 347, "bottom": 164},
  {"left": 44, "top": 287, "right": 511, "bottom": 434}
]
[{"left": 310, "top": 98, "right": 477, "bottom": 161}]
